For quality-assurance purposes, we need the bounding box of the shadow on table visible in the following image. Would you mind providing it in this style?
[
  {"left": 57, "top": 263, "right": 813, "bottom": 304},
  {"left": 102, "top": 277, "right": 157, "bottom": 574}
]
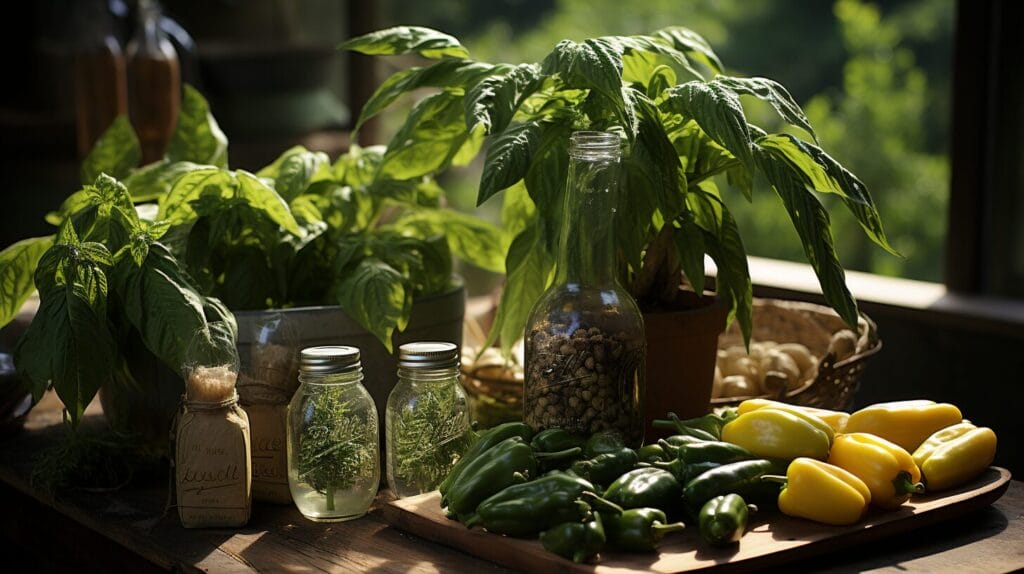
[{"left": 765, "top": 505, "right": 1010, "bottom": 573}]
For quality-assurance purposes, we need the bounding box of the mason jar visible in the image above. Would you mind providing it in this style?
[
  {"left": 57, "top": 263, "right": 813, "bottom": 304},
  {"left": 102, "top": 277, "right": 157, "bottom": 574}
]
[
  {"left": 385, "top": 342, "right": 473, "bottom": 498},
  {"left": 287, "top": 346, "right": 379, "bottom": 522}
]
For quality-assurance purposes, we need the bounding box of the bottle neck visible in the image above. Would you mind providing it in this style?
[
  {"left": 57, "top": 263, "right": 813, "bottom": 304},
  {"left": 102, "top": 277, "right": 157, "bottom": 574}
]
[
  {"left": 132, "top": 0, "right": 172, "bottom": 57},
  {"left": 555, "top": 152, "right": 620, "bottom": 286}
]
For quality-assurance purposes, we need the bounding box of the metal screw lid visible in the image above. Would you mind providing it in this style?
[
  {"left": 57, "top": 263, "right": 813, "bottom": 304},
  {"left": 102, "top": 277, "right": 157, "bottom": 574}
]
[
  {"left": 299, "top": 346, "right": 361, "bottom": 375},
  {"left": 398, "top": 342, "right": 460, "bottom": 369}
]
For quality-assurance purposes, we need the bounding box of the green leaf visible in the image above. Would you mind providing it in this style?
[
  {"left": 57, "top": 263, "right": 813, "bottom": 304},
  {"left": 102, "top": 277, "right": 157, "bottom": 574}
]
[
  {"left": 756, "top": 151, "right": 859, "bottom": 328},
  {"left": 81, "top": 115, "right": 141, "bottom": 185},
  {"left": 524, "top": 120, "right": 573, "bottom": 250},
  {"left": 235, "top": 170, "right": 305, "bottom": 237},
  {"left": 541, "top": 38, "right": 632, "bottom": 134},
  {"left": 629, "top": 89, "right": 684, "bottom": 218},
  {"left": 453, "top": 123, "right": 486, "bottom": 166},
  {"left": 166, "top": 85, "right": 228, "bottom": 168},
  {"left": 715, "top": 76, "right": 817, "bottom": 142},
  {"left": 673, "top": 216, "right": 706, "bottom": 295},
  {"left": 378, "top": 91, "right": 472, "bottom": 181},
  {"left": 258, "top": 147, "right": 331, "bottom": 201},
  {"left": 688, "top": 183, "right": 752, "bottom": 342},
  {"left": 757, "top": 133, "right": 897, "bottom": 255},
  {"left": 0, "top": 236, "right": 53, "bottom": 327},
  {"left": 500, "top": 180, "right": 536, "bottom": 241},
  {"left": 611, "top": 35, "right": 703, "bottom": 82},
  {"left": 46, "top": 190, "right": 94, "bottom": 226},
  {"left": 359, "top": 60, "right": 499, "bottom": 133},
  {"left": 110, "top": 243, "right": 215, "bottom": 376},
  {"left": 159, "top": 167, "right": 232, "bottom": 224},
  {"left": 465, "top": 63, "right": 543, "bottom": 135},
  {"left": 333, "top": 144, "right": 385, "bottom": 188},
  {"left": 368, "top": 176, "right": 443, "bottom": 207},
  {"left": 663, "top": 81, "right": 755, "bottom": 170},
  {"left": 338, "top": 26, "right": 469, "bottom": 59},
  {"left": 333, "top": 258, "right": 411, "bottom": 352},
  {"left": 653, "top": 27, "right": 724, "bottom": 74},
  {"left": 477, "top": 121, "right": 545, "bottom": 206},
  {"left": 16, "top": 248, "right": 114, "bottom": 423},
  {"left": 393, "top": 209, "right": 506, "bottom": 273},
  {"left": 484, "top": 222, "right": 553, "bottom": 354},
  {"left": 123, "top": 160, "right": 214, "bottom": 202}
]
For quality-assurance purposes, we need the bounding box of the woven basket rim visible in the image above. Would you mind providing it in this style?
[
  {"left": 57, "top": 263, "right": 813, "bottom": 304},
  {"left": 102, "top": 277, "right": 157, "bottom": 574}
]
[{"left": 711, "top": 298, "right": 881, "bottom": 409}]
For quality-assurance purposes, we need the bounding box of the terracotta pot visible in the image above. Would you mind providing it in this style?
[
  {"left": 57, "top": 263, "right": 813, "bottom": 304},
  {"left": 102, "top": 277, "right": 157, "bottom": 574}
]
[{"left": 642, "top": 291, "right": 729, "bottom": 438}]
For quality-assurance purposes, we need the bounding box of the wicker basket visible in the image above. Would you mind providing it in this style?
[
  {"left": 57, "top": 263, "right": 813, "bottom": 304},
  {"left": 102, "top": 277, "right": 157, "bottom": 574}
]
[{"left": 711, "top": 299, "right": 881, "bottom": 411}]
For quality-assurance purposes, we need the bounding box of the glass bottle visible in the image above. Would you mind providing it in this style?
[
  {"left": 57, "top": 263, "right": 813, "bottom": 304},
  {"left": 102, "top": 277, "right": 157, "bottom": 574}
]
[
  {"left": 73, "top": 0, "right": 128, "bottom": 158},
  {"left": 386, "top": 342, "right": 473, "bottom": 498},
  {"left": 287, "top": 346, "right": 379, "bottom": 522},
  {"left": 524, "top": 131, "right": 647, "bottom": 447},
  {"left": 127, "top": 0, "right": 180, "bottom": 163}
]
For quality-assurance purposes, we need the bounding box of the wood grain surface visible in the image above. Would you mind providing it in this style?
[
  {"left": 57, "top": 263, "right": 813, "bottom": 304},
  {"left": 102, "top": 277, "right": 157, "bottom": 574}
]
[{"left": 382, "top": 468, "right": 1012, "bottom": 574}]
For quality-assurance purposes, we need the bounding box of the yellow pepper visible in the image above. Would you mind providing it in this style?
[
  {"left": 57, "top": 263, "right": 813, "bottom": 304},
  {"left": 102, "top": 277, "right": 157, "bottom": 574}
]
[
  {"left": 721, "top": 407, "right": 832, "bottom": 461},
  {"left": 913, "top": 422, "right": 997, "bottom": 491},
  {"left": 844, "top": 400, "right": 962, "bottom": 453},
  {"left": 766, "top": 457, "right": 871, "bottom": 526},
  {"left": 828, "top": 432, "right": 924, "bottom": 509},
  {"left": 737, "top": 398, "right": 850, "bottom": 433}
]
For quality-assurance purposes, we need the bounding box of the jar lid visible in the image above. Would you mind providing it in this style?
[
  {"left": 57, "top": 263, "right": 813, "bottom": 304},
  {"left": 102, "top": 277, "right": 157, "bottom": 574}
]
[
  {"left": 299, "top": 345, "right": 361, "bottom": 374},
  {"left": 398, "top": 341, "right": 460, "bottom": 369}
]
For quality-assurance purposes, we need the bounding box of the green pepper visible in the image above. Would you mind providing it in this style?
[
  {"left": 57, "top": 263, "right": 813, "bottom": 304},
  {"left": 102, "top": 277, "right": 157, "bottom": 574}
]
[
  {"left": 654, "top": 411, "right": 733, "bottom": 440},
  {"left": 583, "top": 430, "right": 626, "bottom": 457},
  {"left": 464, "top": 472, "right": 622, "bottom": 537},
  {"left": 649, "top": 459, "right": 721, "bottom": 484},
  {"left": 439, "top": 422, "right": 534, "bottom": 497},
  {"left": 683, "top": 459, "right": 775, "bottom": 514},
  {"left": 658, "top": 439, "right": 755, "bottom": 465},
  {"left": 664, "top": 434, "right": 710, "bottom": 447},
  {"left": 604, "top": 467, "right": 684, "bottom": 518},
  {"left": 531, "top": 428, "right": 585, "bottom": 453},
  {"left": 635, "top": 444, "right": 669, "bottom": 464},
  {"left": 571, "top": 447, "right": 639, "bottom": 488},
  {"left": 698, "top": 494, "right": 752, "bottom": 546},
  {"left": 445, "top": 437, "right": 581, "bottom": 519},
  {"left": 540, "top": 513, "right": 606, "bottom": 563},
  {"left": 602, "top": 507, "right": 686, "bottom": 552}
]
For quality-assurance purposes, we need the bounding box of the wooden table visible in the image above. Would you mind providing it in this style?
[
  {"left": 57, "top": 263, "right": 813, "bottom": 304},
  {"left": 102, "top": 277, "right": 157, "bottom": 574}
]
[{"left": 1, "top": 397, "right": 1022, "bottom": 574}]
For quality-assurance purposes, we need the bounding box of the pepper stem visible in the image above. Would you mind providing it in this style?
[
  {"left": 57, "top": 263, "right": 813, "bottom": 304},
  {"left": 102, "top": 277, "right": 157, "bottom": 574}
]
[
  {"left": 761, "top": 474, "right": 788, "bottom": 486},
  {"left": 580, "top": 491, "right": 624, "bottom": 515},
  {"left": 651, "top": 522, "right": 687, "bottom": 534},
  {"left": 893, "top": 471, "right": 926, "bottom": 495},
  {"left": 535, "top": 446, "right": 583, "bottom": 461},
  {"left": 463, "top": 513, "right": 482, "bottom": 528}
]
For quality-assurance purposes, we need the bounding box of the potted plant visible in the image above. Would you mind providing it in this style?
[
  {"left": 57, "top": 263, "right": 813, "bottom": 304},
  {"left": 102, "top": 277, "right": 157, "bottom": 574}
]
[
  {"left": 0, "top": 85, "right": 505, "bottom": 443},
  {"left": 340, "top": 26, "right": 895, "bottom": 424}
]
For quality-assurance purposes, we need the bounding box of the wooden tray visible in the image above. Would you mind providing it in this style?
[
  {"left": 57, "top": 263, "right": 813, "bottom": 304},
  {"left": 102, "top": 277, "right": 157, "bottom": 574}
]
[{"left": 381, "top": 467, "right": 1012, "bottom": 573}]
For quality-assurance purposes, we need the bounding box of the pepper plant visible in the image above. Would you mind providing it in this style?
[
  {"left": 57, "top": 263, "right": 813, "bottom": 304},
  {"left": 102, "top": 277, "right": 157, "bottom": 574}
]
[
  {"left": 0, "top": 84, "right": 504, "bottom": 423},
  {"left": 341, "top": 26, "right": 896, "bottom": 350}
]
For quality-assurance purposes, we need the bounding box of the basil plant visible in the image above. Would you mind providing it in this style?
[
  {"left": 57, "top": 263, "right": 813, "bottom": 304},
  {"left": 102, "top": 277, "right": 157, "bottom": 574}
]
[{"left": 0, "top": 84, "right": 504, "bottom": 423}]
